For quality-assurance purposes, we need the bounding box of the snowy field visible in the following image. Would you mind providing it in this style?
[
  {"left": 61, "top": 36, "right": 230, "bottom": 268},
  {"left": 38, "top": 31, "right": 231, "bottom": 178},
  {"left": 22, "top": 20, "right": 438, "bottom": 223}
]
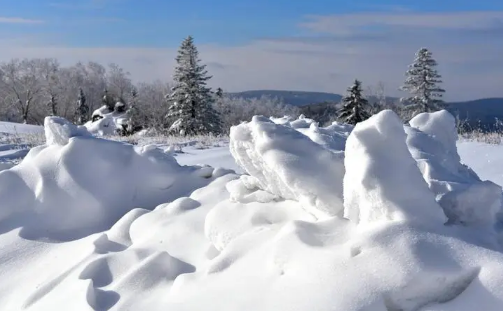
[{"left": 1, "top": 111, "right": 503, "bottom": 310}]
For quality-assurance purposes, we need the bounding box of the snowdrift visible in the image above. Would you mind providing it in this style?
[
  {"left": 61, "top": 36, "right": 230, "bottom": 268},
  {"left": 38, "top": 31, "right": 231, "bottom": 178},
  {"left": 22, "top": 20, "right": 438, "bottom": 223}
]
[
  {"left": 1, "top": 111, "right": 503, "bottom": 310},
  {"left": 0, "top": 117, "right": 230, "bottom": 240},
  {"left": 230, "top": 115, "right": 346, "bottom": 219}
]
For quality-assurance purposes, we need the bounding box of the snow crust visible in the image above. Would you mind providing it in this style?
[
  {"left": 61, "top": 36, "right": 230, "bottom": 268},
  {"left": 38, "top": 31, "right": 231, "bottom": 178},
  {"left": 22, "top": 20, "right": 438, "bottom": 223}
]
[{"left": 0, "top": 112, "right": 503, "bottom": 310}]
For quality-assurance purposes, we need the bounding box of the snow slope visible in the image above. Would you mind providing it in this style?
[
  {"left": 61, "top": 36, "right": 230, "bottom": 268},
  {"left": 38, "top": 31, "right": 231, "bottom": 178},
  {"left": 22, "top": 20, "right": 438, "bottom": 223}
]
[{"left": 0, "top": 111, "right": 503, "bottom": 310}]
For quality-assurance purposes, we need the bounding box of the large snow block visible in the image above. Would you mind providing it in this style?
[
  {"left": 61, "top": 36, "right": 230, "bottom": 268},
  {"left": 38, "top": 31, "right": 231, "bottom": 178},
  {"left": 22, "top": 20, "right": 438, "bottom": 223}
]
[
  {"left": 409, "top": 110, "right": 460, "bottom": 162},
  {"left": 44, "top": 116, "right": 92, "bottom": 145},
  {"left": 229, "top": 116, "right": 345, "bottom": 219},
  {"left": 343, "top": 110, "right": 446, "bottom": 225},
  {"left": 404, "top": 110, "right": 502, "bottom": 227}
]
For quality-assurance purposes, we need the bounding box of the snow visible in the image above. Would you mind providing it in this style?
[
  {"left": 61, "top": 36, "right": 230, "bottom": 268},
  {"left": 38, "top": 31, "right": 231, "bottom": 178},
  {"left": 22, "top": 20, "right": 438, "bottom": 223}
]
[
  {"left": 0, "top": 121, "right": 43, "bottom": 135},
  {"left": 0, "top": 117, "right": 231, "bottom": 239},
  {"left": 175, "top": 146, "right": 243, "bottom": 174},
  {"left": 84, "top": 105, "right": 129, "bottom": 136},
  {"left": 0, "top": 122, "right": 43, "bottom": 171},
  {"left": 44, "top": 116, "right": 92, "bottom": 145},
  {"left": 344, "top": 110, "right": 446, "bottom": 225},
  {"left": 1, "top": 111, "right": 503, "bottom": 310},
  {"left": 457, "top": 142, "right": 503, "bottom": 187},
  {"left": 230, "top": 115, "right": 346, "bottom": 219}
]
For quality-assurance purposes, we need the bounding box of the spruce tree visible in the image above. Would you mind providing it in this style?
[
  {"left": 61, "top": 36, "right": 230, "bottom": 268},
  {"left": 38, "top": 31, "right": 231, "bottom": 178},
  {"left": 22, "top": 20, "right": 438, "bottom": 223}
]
[
  {"left": 400, "top": 47, "right": 445, "bottom": 114},
  {"left": 215, "top": 87, "right": 223, "bottom": 98},
  {"left": 125, "top": 87, "right": 142, "bottom": 134},
  {"left": 165, "top": 36, "right": 222, "bottom": 135},
  {"left": 76, "top": 88, "right": 89, "bottom": 125},
  {"left": 337, "top": 79, "right": 371, "bottom": 125}
]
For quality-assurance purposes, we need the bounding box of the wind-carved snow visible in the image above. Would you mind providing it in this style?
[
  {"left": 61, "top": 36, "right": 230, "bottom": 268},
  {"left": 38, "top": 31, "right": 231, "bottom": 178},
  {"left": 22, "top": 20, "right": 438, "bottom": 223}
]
[
  {"left": 229, "top": 115, "right": 346, "bottom": 219},
  {"left": 1, "top": 112, "right": 503, "bottom": 310},
  {"left": 406, "top": 110, "right": 502, "bottom": 227},
  {"left": 343, "top": 110, "right": 447, "bottom": 225}
]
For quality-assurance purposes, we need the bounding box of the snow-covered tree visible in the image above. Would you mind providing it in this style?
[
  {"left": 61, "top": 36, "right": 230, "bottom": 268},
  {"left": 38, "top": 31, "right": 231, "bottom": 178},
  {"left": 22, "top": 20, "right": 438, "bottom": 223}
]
[
  {"left": 125, "top": 87, "right": 143, "bottom": 134},
  {"left": 215, "top": 87, "right": 223, "bottom": 98},
  {"left": 400, "top": 47, "right": 445, "bottom": 114},
  {"left": 76, "top": 88, "right": 89, "bottom": 125},
  {"left": 102, "top": 88, "right": 115, "bottom": 112},
  {"left": 337, "top": 79, "right": 371, "bottom": 125},
  {"left": 165, "top": 36, "right": 222, "bottom": 135},
  {"left": 0, "top": 59, "right": 45, "bottom": 123}
]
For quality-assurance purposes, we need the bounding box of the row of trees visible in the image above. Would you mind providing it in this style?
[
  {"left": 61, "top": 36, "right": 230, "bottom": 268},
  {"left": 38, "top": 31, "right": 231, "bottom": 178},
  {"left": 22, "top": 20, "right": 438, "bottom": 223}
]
[
  {"left": 337, "top": 48, "right": 445, "bottom": 125},
  {"left": 0, "top": 41, "right": 295, "bottom": 135},
  {"left": 0, "top": 38, "right": 445, "bottom": 134}
]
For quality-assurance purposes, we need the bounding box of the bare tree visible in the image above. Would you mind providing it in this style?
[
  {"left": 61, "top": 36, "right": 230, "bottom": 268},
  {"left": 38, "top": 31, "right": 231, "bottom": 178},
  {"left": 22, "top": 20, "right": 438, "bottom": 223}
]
[
  {"left": 39, "top": 58, "right": 61, "bottom": 116},
  {"left": 0, "top": 59, "right": 45, "bottom": 123},
  {"left": 106, "top": 63, "right": 133, "bottom": 101}
]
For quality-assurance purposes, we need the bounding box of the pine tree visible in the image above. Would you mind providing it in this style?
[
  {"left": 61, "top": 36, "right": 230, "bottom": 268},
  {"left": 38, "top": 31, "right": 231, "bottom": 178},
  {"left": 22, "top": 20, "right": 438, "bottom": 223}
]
[
  {"left": 76, "top": 88, "right": 89, "bottom": 125},
  {"left": 400, "top": 47, "right": 445, "bottom": 114},
  {"left": 337, "top": 79, "right": 371, "bottom": 125},
  {"left": 215, "top": 87, "right": 223, "bottom": 98},
  {"left": 165, "top": 36, "right": 222, "bottom": 135}
]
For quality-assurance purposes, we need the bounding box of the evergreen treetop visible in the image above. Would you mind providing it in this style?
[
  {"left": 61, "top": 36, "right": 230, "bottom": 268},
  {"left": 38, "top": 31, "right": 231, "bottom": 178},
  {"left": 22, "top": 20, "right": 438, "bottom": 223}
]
[
  {"left": 165, "top": 36, "right": 222, "bottom": 135},
  {"left": 337, "top": 79, "right": 371, "bottom": 125},
  {"left": 400, "top": 47, "right": 445, "bottom": 114}
]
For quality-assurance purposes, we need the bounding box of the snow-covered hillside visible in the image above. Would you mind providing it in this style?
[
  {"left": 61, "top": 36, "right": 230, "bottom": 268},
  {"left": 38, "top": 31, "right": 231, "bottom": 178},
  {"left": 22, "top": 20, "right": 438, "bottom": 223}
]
[{"left": 1, "top": 111, "right": 503, "bottom": 310}]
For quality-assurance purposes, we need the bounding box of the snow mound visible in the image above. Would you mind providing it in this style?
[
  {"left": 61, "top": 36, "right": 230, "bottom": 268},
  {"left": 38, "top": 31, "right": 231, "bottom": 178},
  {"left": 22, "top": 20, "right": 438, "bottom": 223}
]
[
  {"left": 409, "top": 109, "right": 459, "bottom": 161},
  {"left": 0, "top": 117, "right": 229, "bottom": 240},
  {"left": 230, "top": 115, "right": 345, "bottom": 219},
  {"left": 85, "top": 105, "right": 129, "bottom": 136},
  {"left": 344, "top": 110, "right": 446, "bottom": 225},
  {"left": 44, "top": 116, "right": 92, "bottom": 145},
  {"left": 405, "top": 112, "right": 502, "bottom": 227}
]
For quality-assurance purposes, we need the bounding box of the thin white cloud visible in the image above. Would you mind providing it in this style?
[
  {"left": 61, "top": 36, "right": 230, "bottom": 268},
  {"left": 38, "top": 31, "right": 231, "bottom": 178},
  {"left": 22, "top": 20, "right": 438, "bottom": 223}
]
[
  {"left": 0, "top": 17, "right": 44, "bottom": 24},
  {"left": 300, "top": 11, "right": 503, "bottom": 35}
]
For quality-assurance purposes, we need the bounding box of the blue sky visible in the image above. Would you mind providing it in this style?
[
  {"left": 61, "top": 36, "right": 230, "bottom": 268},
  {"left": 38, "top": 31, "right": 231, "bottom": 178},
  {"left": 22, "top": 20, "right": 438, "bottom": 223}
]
[
  {"left": 3, "top": 0, "right": 503, "bottom": 46},
  {"left": 1, "top": 0, "right": 503, "bottom": 100}
]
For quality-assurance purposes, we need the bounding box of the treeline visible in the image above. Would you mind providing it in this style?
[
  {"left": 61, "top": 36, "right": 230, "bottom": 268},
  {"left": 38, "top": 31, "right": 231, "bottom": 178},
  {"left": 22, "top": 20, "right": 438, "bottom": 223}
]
[
  {"left": 0, "top": 38, "right": 445, "bottom": 135},
  {"left": 0, "top": 57, "right": 296, "bottom": 134}
]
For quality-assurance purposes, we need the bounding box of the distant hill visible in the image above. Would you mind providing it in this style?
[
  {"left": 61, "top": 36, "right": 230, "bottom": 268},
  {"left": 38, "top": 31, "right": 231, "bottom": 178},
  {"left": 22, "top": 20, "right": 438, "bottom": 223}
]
[
  {"left": 447, "top": 98, "right": 503, "bottom": 131},
  {"left": 228, "top": 90, "right": 343, "bottom": 107},
  {"left": 229, "top": 90, "right": 503, "bottom": 131}
]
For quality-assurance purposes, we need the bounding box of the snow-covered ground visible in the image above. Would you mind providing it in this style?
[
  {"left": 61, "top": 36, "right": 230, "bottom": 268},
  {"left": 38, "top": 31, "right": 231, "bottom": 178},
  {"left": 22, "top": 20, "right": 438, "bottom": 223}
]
[{"left": 1, "top": 112, "right": 503, "bottom": 310}]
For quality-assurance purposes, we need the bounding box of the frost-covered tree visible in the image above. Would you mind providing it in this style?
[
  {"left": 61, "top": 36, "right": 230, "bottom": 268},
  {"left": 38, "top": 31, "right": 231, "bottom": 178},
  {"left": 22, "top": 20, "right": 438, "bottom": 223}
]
[
  {"left": 165, "top": 36, "right": 222, "bottom": 135},
  {"left": 76, "top": 88, "right": 89, "bottom": 124},
  {"left": 400, "top": 47, "right": 445, "bottom": 114},
  {"left": 124, "top": 87, "right": 143, "bottom": 134},
  {"left": 337, "top": 79, "right": 371, "bottom": 125},
  {"left": 102, "top": 88, "right": 115, "bottom": 112}
]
